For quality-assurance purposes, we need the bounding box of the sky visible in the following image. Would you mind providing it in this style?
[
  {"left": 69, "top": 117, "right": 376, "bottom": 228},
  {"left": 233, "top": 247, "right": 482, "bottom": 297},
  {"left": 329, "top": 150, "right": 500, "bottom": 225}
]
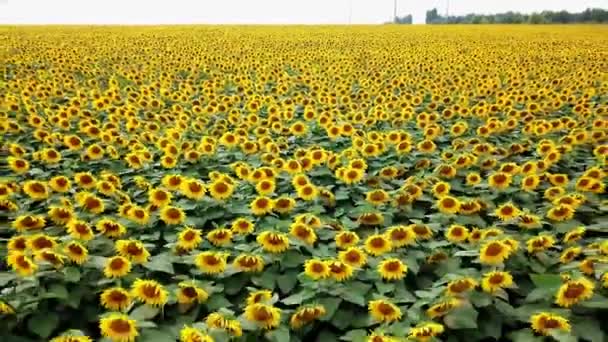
[{"left": 1, "top": 0, "right": 607, "bottom": 25}]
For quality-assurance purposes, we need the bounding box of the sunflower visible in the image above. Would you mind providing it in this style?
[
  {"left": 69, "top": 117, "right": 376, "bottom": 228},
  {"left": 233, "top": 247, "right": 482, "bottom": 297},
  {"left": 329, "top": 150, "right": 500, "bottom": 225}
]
[
  {"left": 161, "top": 174, "right": 184, "bottom": 191},
  {"left": 338, "top": 246, "right": 367, "bottom": 267},
  {"left": 243, "top": 289, "right": 272, "bottom": 307},
  {"left": 426, "top": 299, "right": 460, "bottom": 319},
  {"left": 104, "top": 256, "right": 132, "bottom": 278},
  {"left": 22, "top": 180, "right": 49, "bottom": 200},
  {"left": 481, "top": 271, "right": 514, "bottom": 293},
  {"left": 127, "top": 206, "right": 149, "bottom": 225},
  {"left": 99, "top": 313, "right": 138, "bottom": 342},
  {"left": 378, "top": 258, "right": 407, "bottom": 281},
  {"left": 8, "top": 156, "right": 30, "bottom": 174},
  {"left": 67, "top": 220, "right": 95, "bottom": 241},
  {"left": 563, "top": 226, "right": 585, "bottom": 244},
  {"left": 195, "top": 252, "right": 227, "bottom": 274},
  {"left": 364, "top": 234, "right": 392, "bottom": 256},
  {"left": 366, "top": 189, "right": 390, "bottom": 206},
  {"left": 328, "top": 260, "right": 354, "bottom": 281},
  {"left": 530, "top": 312, "right": 571, "bottom": 336},
  {"left": 447, "top": 277, "right": 478, "bottom": 296},
  {"left": 290, "top": 305, "right": 326, "bottom": 329},
  {"left": 100, "top": 287, "right": 132, "bottom": 311},
  {"left": 230, "top": 217, "right": 254, "bottom": 235},
  {"left": 488, "top": 172, "right": 512, "bottom": 190},
  {"left": 256, "top": 179, "right": 276, "bottom": 196},
  {"left": 0, "top": 300, "right": 15, "bottom": 315},
  {"left": 244, "top": 303, "right": 282, "bottom": 330},
  {"left": 49, "top": 175, "right": 71, "bottom": 192},
  {"left": 180, "top": 178, "right": 206, "bottom": 200},
  {"left": 148, "top": 188, "right": 172, "bottom": 207},
  {"left": 250, "top": 196, "right": 274, "bottom": 216},
  {"left": 521, "top": 174, "right": 540, "bottom": 192},
  {"left": 176, "top": 227, "right": 203, "bottom": 250},
  {"left": 526, "top": 235, "right": 556, "bottom": 254},
  {"left": 494, "top": 202, "right": 521, "bottom": 221},
  {"left": 368, "top": 299, "right": 402, "bottom": 323},
  {"left": 256, "top": 231, "right": 289, "bottom": 253},
  {"left": 273, "top": 196, "right": 296, "bottom": 214},
  {"left": 96, "top": 218, "right": 126, "bottom": 238},
  {"left": 410, "top": 223, "right": 434, "bottom": 241},
  {"left": 46, "top": 206, "right": 74, "bottom": 226},
  {"left": 341, "top": 167, "right": 365, "bottom": 184},
  {"left": 437, "top": 196, "right": 461, "bottom": 214},
  {"left": 459, "top": 200, "right": 481, "bottom": 215},
  {"left": 160, "top": 206, "right": 186, "bottom": 225},
  {"left": 176, "top": 281, "right": 208, "bottom": 304},
  {"left": 432, "top": 182, "right": 451, "bottom": 198},
  {"left": 367, "top": 332, "right": 396, "bottom": 342},
  {"left": 209, "top": 180, "right": 234, "bottom": 201},
  {"left": 386, "top": 226, "right": 416, "bottom": 248},
  {"left": 74, "top": 172, "right": 97, "bottom": 189},
  {"left": 560, "top": 247, "right": 582, "bottom": 264},
  {"left": 76, "top": 192, "right": 105, "bottom": 214},
  {"left": 7, "top": 235, "right": 27, "bottom": 252},
  {"left": 286, "top": 222, "right": 316, "bottom": 245},
  {"left": 555, "top": 277, "right": 595, "bottom": 307},
  {"left": 358, "top": 212, "right": 384, "bottom": 226},
  {"left": 205, "top": 227, "right": 232, "bottom": 246},
  {"left": 7, "top": 252, "right": 37, "bottom": 276},
  {"left": 296, "top": 184, "right": 318, "bottom": 201},
  {"left": 180, "top": 326, "right": 213, "bottom": 342},
  {"left": 445, "top": 225, "right": 469, "bottom": 243},
  {"left": 27, "top": 233, "right": 57, "bottom": 251},
  {"left": 304, "top": 258, "right": 331, "bottom": 280},
  {"left": 11, "top": 215, "right": 45, "bottom": 231},
  {"left": 64, "top": 241, "right": 89, "bottom": 265},
  {"left": 408, "top": 322, "right": 445, "bottom": 341},
  {"left": 233, "top": 254, "right": 265, "bottom": 272},
  {"left": 479, "top": 241, "right": 510, "bottom": 265},
  {"left": 547, "top": 204, "right": 575, "bottom": 221},
  {"left": 518, "top": 213, "right": 542, "bottom": 229},
  {"left": 131, "top": 279, "right": 168, "bottom": 306},
  {"left": 335, "top": 231, "right": 360, "bottom": 249},
  {"left": 465, "top": 173, "right": 482, "bottom": 186},
  {"left": 116, "top": 239, "right": 150, "bottom": 264},
  {"left": 579, "top": 258, "right": 595, "bottom": 275}
]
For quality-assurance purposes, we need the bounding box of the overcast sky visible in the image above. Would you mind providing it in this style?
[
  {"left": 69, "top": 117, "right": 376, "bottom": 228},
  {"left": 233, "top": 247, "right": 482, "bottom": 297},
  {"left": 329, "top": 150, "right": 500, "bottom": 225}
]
[{"left": 1, "top": 0, "right": 607, "bottom": 25}]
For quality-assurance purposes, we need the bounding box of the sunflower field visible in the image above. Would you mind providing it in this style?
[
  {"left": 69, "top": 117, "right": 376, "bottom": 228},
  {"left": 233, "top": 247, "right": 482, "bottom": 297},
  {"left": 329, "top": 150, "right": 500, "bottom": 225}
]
[{"left": 1, "top": 25, "right": 607, "bottom": 342}]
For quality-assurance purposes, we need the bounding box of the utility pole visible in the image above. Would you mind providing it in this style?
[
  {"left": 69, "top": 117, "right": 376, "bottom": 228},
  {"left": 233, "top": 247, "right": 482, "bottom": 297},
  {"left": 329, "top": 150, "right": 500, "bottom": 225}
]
[
  {"left": 446, "top": 0, "right": 450, "bottom": 23},
  {"left": 393, "top": 0, "right": 397, "bottom": 23}
]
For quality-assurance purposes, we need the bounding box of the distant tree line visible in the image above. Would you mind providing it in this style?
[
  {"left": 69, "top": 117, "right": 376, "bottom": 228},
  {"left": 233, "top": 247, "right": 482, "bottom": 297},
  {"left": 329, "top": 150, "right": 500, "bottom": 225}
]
[
  {"left": 392, "top": 15, "right": 413, "bottom": 24},
  {"left": 425, "top": 7, "right": 608, "bottom": 24}
]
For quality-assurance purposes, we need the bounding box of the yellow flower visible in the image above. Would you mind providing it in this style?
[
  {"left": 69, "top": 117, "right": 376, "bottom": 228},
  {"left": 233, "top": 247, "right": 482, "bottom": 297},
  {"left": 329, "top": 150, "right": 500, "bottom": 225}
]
[
  {"left": 555, "top": 277, "right": 595, "bottom": 307},
  {"left": 530, "top": 312, "right": 571, "bottom": 336},
  {"left": 131, "top": 279, "right": 168, "bottom": 306},
  {"left": 479, "top": 241, "right": 511, "bottom": 265},
  {"left": 99, "top": 313, "right": 138, "bottom": 342},
  {"left": 304, "top": 258, "right": 331, "bottom": 280},
  {"left": 426, "top": 299, "right": 460, "bottom": 319},
  {"left": 297, "top": 183, "right": 318, "bottom": 201},
  {"left": 335, "top": 231, "right": 360, "bottom": 249},
  {"left": 179, "top": 326, "right": 213, "bottom": 342},
  {"left": 410, "top": 223, "right": 434, "bottom": 241},
  {"left": 206, "top": 228, "right": 233, "bottom": 246},
  {"left": 68, "top": 220, "right": 95, "bottom": 241},
  {"left": 49, "top": 175, "right": 71, "bottom": 192},
  {"left": 244, "top": 303, "right": 282, "bottom": 330},
  {"left": 100, "top": 287, "right": 132, "bottom": 311},
  {"left": 273, "top": 196, "right": 296, "bottom": 214},
  {"left": 368, "top": 299, "right": 402, "bottom": 323},
  {"left": 436, "top": 195, "right": 461, "bottom": 214},
  {"left": 481, "top": 271, "right": 514, "bottom": 293},
  {"left": 290, "top": 223, "right": 317, "bottom": 245},
  {"left": 366, "top": 189, "right": 390, "bottom": 205},
  {"left": 526, "top": 235, "right": 555, "bottom": 254},
  {"left": 148, "top": 188, "right": 172, "bottom": 207},
  {"left": 195, "top": 251, "right": 227, "bottom": 274},
  {"left": 560, "top": 246, "right": 582, "bottom": 264},
  {"left": 22, "top": 180, "right": 49, "bottom": 200},
  {"left": 233, "top": 254, "right": 265, "bottom": 272},
  {"left": 547, "top": 204, "right": 575, "bottom": 221},
  {"left": 231, "top": 218, "right": 255, "bottom": 235},
  {"left": 408, "top": 322, "right": 445, "bottom": 341},
  {"left": 161, "top": 174, "right": 183, "bottom": 191},
  {"left": 364, "top": 234, "right": 392, "bottom": 256},
  {"left": 96, "top": 218, "right": 126, "bottom": 238},
  {"left": 160, "top": 206, "right": 186, "bottom": 225},
  {"left": 289, "top": 305, "right": 326, "bottom": 329},
  {"left": 250, "top": 196, "right": 274, "bottom": 215},
  {"left": 8, "top": 156, "right": 30, "bottom": 174},
  {"left": 256, "top": 179, "right": 276, "bottom": 196},
  {"left": 446, "top": 277, "right": 478, "bottom": 296},
  {"left": 116, "top": 239, "right": 150, "bottom": 264},
  {"left": 445, "top": 224, "right": 469, "bottom": 242},
  {"left": 338, "top": 247, "right": 367, "bottom": 268},
  {"left": 209, "top": 179, "right": 235, "bottom": 201},
  {"left": 488, "top": 172, "right": 512, "bottom": 190},
  {"left": 177, "top": 226, "right": 203, "bottom": 250},
  {"left": 257, "top": 231, "right": 290, "bottom": 253},
  {"left": 494, "top": 202, "right": 521, "bottom": 221},
  {"left": 104, "top": 256, "right": 132, "bottom": 278},
  {"left": 11, "top": 215, "right": 46, "bottom": 231},
  {"left": 7, "top": 252, "right": 37, "bottom": 276},
  {"left": 378, "top": 258, "right": 407, "bottom": 281},
  {"left": 246, "top": 290, "right": 273, "bottom": 305},
  {"left": 328, "top": 260, "right": 354, "bottom": 281},
  {"left": 64, "top": 241, "right": 89, "bottom": 265},
  {"left": 176, "top": 282, "right": 209, "bottom": 304}
]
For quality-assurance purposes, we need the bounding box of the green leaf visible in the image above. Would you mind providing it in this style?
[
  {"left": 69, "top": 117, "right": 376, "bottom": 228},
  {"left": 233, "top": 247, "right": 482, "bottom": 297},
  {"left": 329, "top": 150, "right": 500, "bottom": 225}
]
[
  {"left": 266, "top": 326, "right": 290, "bottom": 342},
  {"left": 281, "top": 250, "right": 307, "bottom": 268},
  {"left": 341, "top": 290, "right": 366, "bottom": 306},
  {"left": 507, "top": 329, "right": 543, "bottom": 342},
  {"left": 129, "top": 305, "right": 160, "bottom": 321},
  {"left": 276, "top": 271, "right": 299, "bottom": 294},
  {"left": 45, "top": 283, "right": 69, "bottom": 300},
  {"left": 331, "top": 308, "right": 354, "bottom": 329},
  {"left": 144, "top": 254, "right": 174, "bottom": 274},
  {"left": 317, "top": 297, "right": 342, "bottom": 321},
  {"left": 251, "top": 271, "right": 276, "bottom": 290},
  {"left": 469, "top": 291, "right": 493, "bottom": 307},
  {"left": 340, "top": 329, "right": 367, "bottom": 342},
  {"left": 63, "top": 267, "right": 81, "bottom": 282},
  {"left": 548, "top": 330, "right": 578, "bottom": 342},
  {"left": 27, "top": 313, "right": 59, "bottom": 338},
  {"left": 579, "top": 295, "right": 608, "bottom": 309},
  {"left": 479, "top": 313, "right": 502, "bottom": 339},
  {"left": 316, "top": 330, "right": 339, "bottom": 342},
  {"left": 282, "top": 290, "right": 316, "bottom": 305},
  {"left": 530, "top": 274, "right": 562, "bottom": 290},
  {"left": 0, "top": 273, "right": 16, "bottom": 287},
  {"left": 138, "top": 329, "right": 176, "bottom": 342},
  {"left": 444, "top": 306, "right": 478, "bottom": 329},
  {"left": 206, "top": 295, "right": 232, "bottom": 310},
  {"left": 573, "top": 319, "right": 604, "bottom": 342}
]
